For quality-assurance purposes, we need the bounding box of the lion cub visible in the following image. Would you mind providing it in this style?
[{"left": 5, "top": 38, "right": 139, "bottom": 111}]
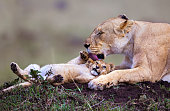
[
  {"left": 3, "top": 51, "right": 114, "bottom": 92},
  {"left": 81, "top": 51, "right": 115, "bottom": 76}
]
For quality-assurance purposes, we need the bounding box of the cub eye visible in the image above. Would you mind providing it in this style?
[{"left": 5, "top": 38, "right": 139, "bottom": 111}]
[
  {"left": 102, "top": 66, "right": 106, "bottom": 68},
  {"left": 96, "top": 31, "right": 104, "bottom": 36}
]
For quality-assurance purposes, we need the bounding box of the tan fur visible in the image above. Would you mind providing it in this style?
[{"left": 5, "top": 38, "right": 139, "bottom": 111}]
[
  {"left": 87, "top": 59, "right": 114, "bottom": 76},
  {"left": 4, "top": 15, "right": 170, "bottom": 91},
  {"left": 3, "top": 51, "right": 114, "bottom": 92},
  {"left": 2, "top": 62, "right": 95, "bottom": 92},
  {"left": 71, "top": 15, "right": 170, "bottom": 90}
]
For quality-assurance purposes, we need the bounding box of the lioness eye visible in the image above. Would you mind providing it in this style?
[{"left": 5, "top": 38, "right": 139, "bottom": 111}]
[
  {"left": 102, "top": 66, "right": 106, "bottom": 68},
  {"left": 97, "top": 31, "right": 104, "bottom": 36}
]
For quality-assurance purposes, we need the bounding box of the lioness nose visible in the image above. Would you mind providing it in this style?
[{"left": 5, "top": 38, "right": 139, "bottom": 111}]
[{"left": 84, "top": 43, "right": 90, "bottom": 49}]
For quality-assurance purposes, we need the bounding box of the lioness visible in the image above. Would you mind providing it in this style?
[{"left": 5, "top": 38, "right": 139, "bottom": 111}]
[
  {"left": 3, "top": 51, "right": 114, "bottom": 92},
  {"left": 69, "top": 14, "right": 170, "bottom": 90}
]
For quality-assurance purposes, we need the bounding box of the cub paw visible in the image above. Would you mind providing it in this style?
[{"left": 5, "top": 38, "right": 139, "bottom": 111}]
[
  {"left": 80, "top": 51, "right": 89, "bottom": 61},
  {"left": 52, "top": 75, "right": 64, "bottom": 83},
  {"left": 10, "top": 62, "right": 18, "bottom": 74}
]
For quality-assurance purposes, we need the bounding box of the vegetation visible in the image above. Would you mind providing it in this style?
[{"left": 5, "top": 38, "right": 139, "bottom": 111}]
[{"left": 0, "top": 78, "right": 169, "bottom": 110}]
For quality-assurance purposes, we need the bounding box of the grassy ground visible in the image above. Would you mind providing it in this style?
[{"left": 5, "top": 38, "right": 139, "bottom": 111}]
[{"left": 0, "top": 78, "right": 169, "bottom": 111}]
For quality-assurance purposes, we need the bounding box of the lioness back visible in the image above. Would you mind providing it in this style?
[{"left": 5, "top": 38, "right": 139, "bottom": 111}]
[{"left": 134, "top": 21, "right": 170, "bottom": 81}]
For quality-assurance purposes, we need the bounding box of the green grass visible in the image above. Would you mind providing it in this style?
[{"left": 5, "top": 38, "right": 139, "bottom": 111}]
[
  {"left": 0, "top": 81, "right": 119, "bottom": 110},
  {"left": 0, "top": 78, "right": 169, "bottom": 111}
]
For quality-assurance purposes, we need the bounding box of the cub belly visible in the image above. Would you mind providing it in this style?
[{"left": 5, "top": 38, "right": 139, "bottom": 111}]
[{"left": 40, "top": 64, "right": 90, "bottom": 81}]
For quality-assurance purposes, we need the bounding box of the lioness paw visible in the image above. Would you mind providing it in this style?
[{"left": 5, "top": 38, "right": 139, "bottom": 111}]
[
  {"left": 88, "top": 80, "right": 105, "bottom": 90},
  {"left": 88, "top": 76, "right": 116, "bottom": 90}
]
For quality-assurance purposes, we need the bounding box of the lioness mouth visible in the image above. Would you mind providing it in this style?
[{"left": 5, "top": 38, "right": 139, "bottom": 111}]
[
  {"left": 88, "top": 53, "right": 105, "bottom": 61},
  {"left": 97, "top": 54, "right": 105, "bottom": 59}
]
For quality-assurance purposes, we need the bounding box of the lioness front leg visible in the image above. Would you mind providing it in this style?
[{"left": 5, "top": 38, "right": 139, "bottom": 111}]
[
  {"left": 88, "top": 53, "right": 158, "bottom": 90},
  {"left": 88, "top": 67, "right": 151, "bottom": 90}
]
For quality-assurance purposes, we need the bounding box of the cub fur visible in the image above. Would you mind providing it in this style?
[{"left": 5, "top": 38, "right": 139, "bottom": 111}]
[{"left": 3, "top": 51, "right": 114, "bottom": 92}]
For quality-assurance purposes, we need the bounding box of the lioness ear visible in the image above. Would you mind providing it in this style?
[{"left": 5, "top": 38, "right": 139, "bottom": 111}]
[
  {"left": 117, "top": 20, "right": 134, "bottom": 37},
  {"left": 118, "top": 14, "right": 129, "bottom": 20},
  {"left": 120, "top": 20, "right": 133, "bottom": 30}
]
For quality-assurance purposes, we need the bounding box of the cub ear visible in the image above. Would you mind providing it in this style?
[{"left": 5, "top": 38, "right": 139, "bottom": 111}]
[
  {"left": 86, "top": 58, "right": 94, "bottom": 68},
  {"left": 109, "top": 64, "right": 115, "bottom": 71}
]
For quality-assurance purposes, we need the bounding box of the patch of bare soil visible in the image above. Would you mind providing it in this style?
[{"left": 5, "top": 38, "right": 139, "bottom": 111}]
[{"left": 62, "top": 81, "right": 169, "bottom": 109}]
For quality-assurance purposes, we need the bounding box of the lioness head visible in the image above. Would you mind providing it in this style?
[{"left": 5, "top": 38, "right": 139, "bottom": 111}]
[
  {"left": 86, "top": 58, "right": 115, "bottom": 76},
  {"left": 84, "top": 14, "right": 134, "bottom": 59}
]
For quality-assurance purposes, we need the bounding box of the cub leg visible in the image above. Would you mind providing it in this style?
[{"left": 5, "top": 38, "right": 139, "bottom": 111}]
[
  {"left": 51, "top": 73, "right": 95, "bottom": 86},
  {"left": 24, "top": 63, "right": 40, "bottom": 73},
  {"left": 75, "top": 74, "right": 96, "bottom": 83},
  {"left": 2, "top": 63, "right": 40, "bottom": 93},
  {"left": 2, "top": 82, "right": 32, "bottom": 92},
  {"left": 10, "top": 62, "right": 40, "bottom": 81},
  {"left": 11, "top": 62, "right": 29, "bottom": 81},
  {"left": 67, "top": 51, "right": 88, "bottom": 64},
  {"left": 47, "top": 64, "right": 94, "bottom": 86},
  {"left": 48, "top": 75, "right": 64, "bottom": 86}
]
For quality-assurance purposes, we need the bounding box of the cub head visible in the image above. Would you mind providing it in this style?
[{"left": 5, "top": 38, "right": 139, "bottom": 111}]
[
  {"left": 84, "top": 14, "right": 134, "bottom": 59},
  {"left": 86, "top": 58, "right": 115, "bottom": 76}
]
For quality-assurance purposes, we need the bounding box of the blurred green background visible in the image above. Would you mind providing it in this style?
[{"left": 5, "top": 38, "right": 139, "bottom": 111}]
[{"left": 1, "top": 0, "right": 170, "bottom": 84}]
